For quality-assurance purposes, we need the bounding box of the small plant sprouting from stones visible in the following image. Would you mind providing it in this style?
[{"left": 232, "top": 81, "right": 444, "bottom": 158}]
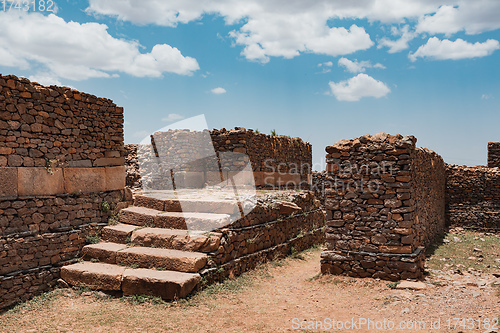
[
  {"left": 217, "top": 267, "right": 225, "bottom": 274},
  {"left": 101, "top": 201, "right": 110, "bottom": 213},
  {"left": 85, "top": 235, "right": 101, "bottom": 244},
  {"left": 90, "top": 258, "right": 99, "bottom": 263},
  {"left": 270, "top": 129, "right": 277, "bottom": 136},
  {"left": 387, "top": 281, "right": 401, "bottom": 289},
  {"left": 108, "top": 212, "right": 120, "bottom": 225},
  {"left": 156, "top": 267, "right": 167, "bottom": 271},
  {"left": 44, "top": 158, "right": 56, "bottom": 175}
]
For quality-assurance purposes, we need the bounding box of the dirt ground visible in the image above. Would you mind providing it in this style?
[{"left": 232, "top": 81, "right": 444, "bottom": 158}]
[{"left": 1, "top": 231, "right": 500, "bottom": 333}]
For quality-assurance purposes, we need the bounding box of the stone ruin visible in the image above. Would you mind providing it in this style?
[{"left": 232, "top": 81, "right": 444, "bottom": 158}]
[
  {"left": 0, "top": 73, "right": 499, "bottom": 307},
  {"left": 319, "top": 133, "right": 445, "bottom": 280}
]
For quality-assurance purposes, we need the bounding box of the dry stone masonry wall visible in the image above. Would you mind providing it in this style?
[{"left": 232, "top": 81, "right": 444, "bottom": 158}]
[
  {"left": 488, "top": 142, "right": 500, "bottom": 168},
  {"left": 0, "top": 74, "right": 129, "bottom": 309},
  {"left": 446, "top": 164, "right": 500, "bottom": 229},
  {"left": 320, "top": 133, "right": 446, "bottom": 281},
  {"left": 202, "top": 191, "right": 325, "bottom": 283},
  {"left": 128, "top": 128, "right": 312, "bottom": 190}
]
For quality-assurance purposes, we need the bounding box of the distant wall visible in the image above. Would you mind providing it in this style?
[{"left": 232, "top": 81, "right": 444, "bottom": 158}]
[
  {"left": 320, "top": 133, "right": 445, "bottom": 281},
  {"left": 446, "top": 165, "right": 500, "bottom": 229},
  {"left": 128, "top": 128, "right": 312, "bottom": 190},
  {"left": 0, "top": 74, "right": 128, "bottom": 309},
  {"left": 488, "top": 142, "right": 500, "bottom": 168}
]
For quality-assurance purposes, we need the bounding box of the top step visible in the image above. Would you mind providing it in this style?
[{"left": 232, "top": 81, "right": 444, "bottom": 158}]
[
  {"left": 134, "top": 194, "right": 241, "bottom": 215},
  {"left": 119, "top": 206, "right": 231, "bottom": 231}
]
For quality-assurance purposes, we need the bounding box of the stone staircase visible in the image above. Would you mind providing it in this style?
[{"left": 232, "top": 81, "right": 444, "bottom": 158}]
[{"left": 60, "top": 194, "right": 238, "bottom": 300}]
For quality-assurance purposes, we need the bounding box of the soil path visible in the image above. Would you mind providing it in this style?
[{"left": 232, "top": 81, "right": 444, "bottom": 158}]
[{"left": 1, "top": 247, "right": 499, "bottom": 332}]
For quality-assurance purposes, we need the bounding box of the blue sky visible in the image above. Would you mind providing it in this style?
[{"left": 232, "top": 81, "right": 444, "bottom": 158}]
[{"left": 0, "top": 0, "right": 499, "bottom": 168}]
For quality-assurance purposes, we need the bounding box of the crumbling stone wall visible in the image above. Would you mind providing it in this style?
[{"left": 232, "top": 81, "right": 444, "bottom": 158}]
[
  {"left": 0, "top": 74, "right": 128, "bottom": 309},
  {"left": 446, "top": 165, "right": 500, "bottom": 229},
  {"left": 488, "top": 142, "right": 500, "bottom": 168},
  {"left": 128, "top": 128, "right": 312, "bottom": 190},
  {"left": 202, "top": 191, "right": 325, "bottom": 283},
  {"left": 320, "top": 133, "right": 445, "bottom": 281}
]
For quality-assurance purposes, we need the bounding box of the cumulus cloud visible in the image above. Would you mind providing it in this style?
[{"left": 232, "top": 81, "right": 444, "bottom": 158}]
[
  {"left": 86, "top": 0, "right": 500, "bottom": 62},
  {"left": 409, "top": 37, "right": 500, "bottom": 61},
  {"left": 329, "top": 73, "right": 391, "bottom": 101},
  {"left": 0, "top": 12, "right": 199, "bottom": 82},
  {"left": 211, "top": 87, "right": 227, "bottom": 94},
  {"left": 416, "top": 1, "right": 500, "bottom": 36},
  {"left": 162, "top": 113, "right": 185, "bottom": 122},
  {"left": 338, "top": 58, "right": 385, "bottom": 73},
  {"left": 378, "top": 25, "right": 417, "bottom": 53}
]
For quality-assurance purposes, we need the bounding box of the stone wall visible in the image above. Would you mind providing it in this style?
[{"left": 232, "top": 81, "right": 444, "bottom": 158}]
[
  {"left": 0, "top": 74, "right": 128, "bottom": 309},
  {"left": 488, "top": 142, "right": 500, "bottom": 168},
  {"left": 128, "top": 128, "right": 312, "bottom": 190},
  {"left": 320, "top": 133, "right": 446, "bottom": 281},
  {"left": 201, "top": 191, "right": 325, "bottom": 283},
  {"left": 446, "top": 165, "right": 500, "bottom": 229}
]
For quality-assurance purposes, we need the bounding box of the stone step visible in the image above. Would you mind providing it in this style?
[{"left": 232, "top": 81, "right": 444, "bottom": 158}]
[
  {"left": 102, "top": 224, "right": 221, "bottom": 253},
  {"left": 61, "top": 261, "right": 200, "bottom": 299},
  {"left": 119, "top": 206, "right": 231, "bottom": 231},
  {"left": 134, "top": 195, "right": 240, "bottom": 215},
  {"left": 131, "top": 227, "right": 222, "bottom": 253},
  {"left": 82, "top": 242, "right": 207, "bottom": 273},
  {"left": 102, "top": 223, "right": 138, "bottom": 243}
]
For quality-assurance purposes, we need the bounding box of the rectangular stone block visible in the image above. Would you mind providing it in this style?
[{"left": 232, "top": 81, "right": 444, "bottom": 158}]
[
  {"left": 93, "top": 157, "right": 125, "bottom": 167},
  {"left": 0, "top": 167, "right": 18, "bottom": 197},
  {"left": 18, "top": 167, "right": 64, "bottom": 196},
  {"left": 64, "top": 167, "right": 106, "bottom": 194},
  {"left": 68, "top": 160, "right": 93, "bottom": 168},
  {"left": 106, "top": 166, "right": 126, "bottom": 191}
]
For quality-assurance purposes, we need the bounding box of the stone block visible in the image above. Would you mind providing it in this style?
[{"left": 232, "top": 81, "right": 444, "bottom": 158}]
[
  {"left": 18, "top": 167, "right": 64, "bottom": 196},
  {"left": 122, "top": 268, "right": 200, "bottom": 300},
  {"left": 93, "top": 157, "right": 125, "bottom": 167},
  {"left": 68, "top": 160, "right": 93, "bottom": 168},
  {"left": 106, "top": 166, "right": 126, "bottom": 191},
  {"left": 0, "top": 167, "right": 18, "bottom": 197},
  {"left": 64, "top": 167, "right": 106, "bottom": 194},
  {"left": 60, "top": 262, "right": 125, "bottom": 291}
]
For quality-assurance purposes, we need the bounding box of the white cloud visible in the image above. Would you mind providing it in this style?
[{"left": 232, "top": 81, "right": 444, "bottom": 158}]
[
  {"left": 409, "top": 37, "right": 500, "bottom": 61},
  {"left": 318, "top": 61, "right": 333, "bottom": 68},
  {"left": 378, "top": 25, "right": 417, "bottom": 53},
  {"left": 329, "top": 73, "right": 391, "bottom": 101},
  {"left": 416, "top": 1, "right": 500, "bottom": 36},
  {"left": 28, "top": 73, "right": 62, "bottom": 86},
  {"left": 162, "top": 113, "right": 185, "bottom": 122},
  {"left": 481, "top": 94, "right": 492, "bottom": 100},
  {"left": 0, "top": 12, "right": 199, "bottom": 81},
  {"left": 338, "top": 58, "right": 385, "bottom": 73},
  {"left": 211, "top": 87, "right": 227, "bottom": 94}
]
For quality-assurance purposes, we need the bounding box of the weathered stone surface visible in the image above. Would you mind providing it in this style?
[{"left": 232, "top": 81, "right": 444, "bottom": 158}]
[
  {"left": 81, "top": 242, "right": 128, "bottom": 264},
  {"left": 131, "top": 228, "right": 222, "bottom": 253},
  {"left": 276, "top": 201, "right": 302, "bottom": 215},
  {"left": 122, "top": 268, "right": 200, "bottom": 299},
  {"left": 119, "top": 206, "right": 158, "bottom": 226},
  {"left": 134, "top": 195, "right": 166, "bottom": 211},
  {"left": 116, "top": 247, "right": 207, "bottom": 273},
  {"left": 18, "top": 167, "right": 64, "bottom": 196},
  {"left": 61, "top": 262, "right": 125, "bottom": 291},
  {"left": 106, "top": 166, "right": 126, "bottom": 191},
  {"left": 64, "top": 167, "right": 106, "bottom": 194},
  {"left": 102, "top": 224, "right": 138, "bottom": 243},
  {"left": 0, "top": 167, "right": 18, "bottom": 197},
  {"left": 94, "top": 157, "right": 125, "bottom": 167}
]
